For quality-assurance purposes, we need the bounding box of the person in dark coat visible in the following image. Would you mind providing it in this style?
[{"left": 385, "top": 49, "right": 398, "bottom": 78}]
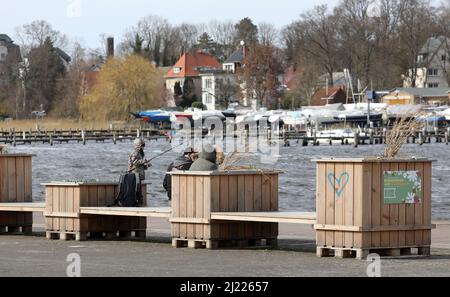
[
  {"left": 189, "top": 144, "right": 218, "bottom": 171},
  {"left": 163, "top": 147, "right": 197, "bottom": 200}
]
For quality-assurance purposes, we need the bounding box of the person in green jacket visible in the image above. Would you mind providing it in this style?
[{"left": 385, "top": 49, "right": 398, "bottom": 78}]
[{"left": 189, "top": 144, "right": 218, "bottom": 171}]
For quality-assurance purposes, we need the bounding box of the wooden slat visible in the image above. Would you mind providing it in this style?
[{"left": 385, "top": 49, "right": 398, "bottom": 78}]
[
  {"left": 325, "top": 162, "right": 335, "bottom": 247},
  {"left": 397, "top": 163, "right": 407, "bottom": 247},
  {"left": 343, "top": 162, "right": 354, "bottom": 248},
  {"left": 334, "top": 163, "right": 344, "bottom": 247},
  {"left": 0, "top": 202, "right": 45, "bottom": 212},
  {"left": 415, "top": 162, "right": 424, "bottom": 246},
  {"left": 219, "top": 175, "right": 229, "bottom": 239},
  {"left": 80, "top": 207, "right": 171, "bottom": 217},
  {"left": 0, "top": 157, "right": 8, "bottom": 203},
  {"left": 244, "top": 175, "right": 254, "bottom": 212},
  {"left": 59, "top": 186, "right": 67, "bottom": 232},
  {"left": 423, "top": 162, "right": 432, "bottom": 245},
  {"left": 316, "top": 163, "right": 326, "bottom": 247},
  {"left": 45, "top": 187, "right": 53, "bottom": 230},
  {"left": 24, "top": 157, "right": 32, "bottom": 201},
  {"left": 212, "top": 211, "right": 316, "bottom": 224},
  {"left": 15, "top": 157, "right": 24, "bottom": 225},
  {"left": 171, "top": 175, "right": 180, "bottom": 238},
  {"left": 7, "top": 157, "right": 16, "bottom": 202},
  {"left": 353, "top": 163, "right": 363, "bottom": 248},
  {"left": 253, "top": 174, "right": 262, "bottom": 212},
  {"left": 237, "top": 175, "right": 245, "bottom": 212},
  {"left": 79, "top": 186, "right": 89, "bottom": 232},
  {"left": 73, "top": 187, "right": 81, "bottom": 231},
  {"left": 371, "top": 162, "right": 381, "bottom": 248},
  {"left": 195, "top": 176, "right": 204, "bottom": 239},
  {"left": 52, "top": 185, "right": 59, "bottom": 231},
  {"left": 228, "top": 176, "right": 238, "bottom": 212},
  {"left": 179, "top": 175, "right": 187, "bottom": 238},
  {"left": 270, "top": 174, "right": 278, "bottom": 211},
  {"left": 389, "top": 162, "right": 399, "bottom": 248},
  {"left": 380, "top": 162, "right": 390, "bottom": 247},
  {"left": 405, "top": 162, "right": 415, "bottom": 246},
  {"left": 186, "top": 175, "right": 195, "bottom": 239},
  {"left": 210, "top": 176, "right": 220, "bottom": 239},
  {"left": 203, "top": 176, "right": 211, "bottom": 239}
]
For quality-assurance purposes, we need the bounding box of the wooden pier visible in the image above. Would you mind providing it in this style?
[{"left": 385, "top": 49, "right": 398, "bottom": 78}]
[{"left": 0, "top": 128, "right": 169, "bottom": 146}]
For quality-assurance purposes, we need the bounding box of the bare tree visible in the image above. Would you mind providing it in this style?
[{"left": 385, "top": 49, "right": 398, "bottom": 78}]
[
  {"left": 397, "top": 0, "right": 438, "bottom": 87},
  {"left": 258, "top": 22, "right": 280, "bottom": 46},
  {"left": 283, "top": 5, "right": 340, "bottom": 85},
  {"left": 238, "top": 44, "right": 283, "bottom": 108},
  {"left": 335, "top": 0, "right": 377, "bottom": 88},
  {"left": 15, "top": 20, "right": 68, "bottom": 54},
  {"left": 207, "top": 20, "right": 236, "bottom": 60}
]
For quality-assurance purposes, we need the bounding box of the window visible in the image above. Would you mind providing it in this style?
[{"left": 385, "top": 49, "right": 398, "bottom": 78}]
[
  {"left": 173, "top": 67, "right": 181, "bottom": 74},
  {"left": 428, "top": 83, "right": 439, "bottom": 88},
  {"left": 427, "top": 69, "right": 438, "bottom": 76},
  {"left": 205, "top": 78, "right": 212, "bottom": 89},
  {"left": 0, "top": 53, "right": 5, "bottom": 60},
  {"left": 205, "top": 94, "right": 213, "bottom": 104},
  {"left": 442, "top": 55, "right": 447, "bottom": 62},
  {"left": 224, "top": 64, "right": 233, "bottom": 73}
]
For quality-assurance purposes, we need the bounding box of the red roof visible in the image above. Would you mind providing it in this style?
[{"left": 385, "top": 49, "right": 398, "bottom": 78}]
[
  {"left": 310, "top": 86, "right": 347, "bottom": 106},
  {"left": 165, "top": 51, "right": 221, "bottom": 78}
]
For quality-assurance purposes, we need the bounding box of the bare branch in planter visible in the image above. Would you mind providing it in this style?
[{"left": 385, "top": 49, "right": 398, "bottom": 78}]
[{"left": 384, "top": 113, "right": 425, "bottom": 158}]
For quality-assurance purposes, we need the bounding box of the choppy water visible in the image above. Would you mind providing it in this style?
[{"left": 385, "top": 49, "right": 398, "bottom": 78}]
[{"left": 10, "top": 139, "right": 450, "bottom": 219}]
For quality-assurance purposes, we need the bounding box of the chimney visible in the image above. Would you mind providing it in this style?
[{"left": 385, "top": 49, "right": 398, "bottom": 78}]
[{"left": 107, "top": 37, "right": 114, "bottom": 58}]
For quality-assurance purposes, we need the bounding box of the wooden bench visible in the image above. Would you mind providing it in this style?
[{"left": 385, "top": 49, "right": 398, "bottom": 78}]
[{"left": 211, "top": 211, "right": 317, "bottom": 224}]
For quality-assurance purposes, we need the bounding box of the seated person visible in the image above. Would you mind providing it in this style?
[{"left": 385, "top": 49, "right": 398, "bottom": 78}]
[
  {"left": 163, "top": 147, "right": 197, "bottom": 200},
  {"left": 189, "top": 144, "right": 218, "bottom": 171}
]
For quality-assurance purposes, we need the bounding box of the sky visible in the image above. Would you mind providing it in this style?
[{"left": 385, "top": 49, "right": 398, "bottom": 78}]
[{"left": 1, "top": 0, "right": 342, "bottom": 50}]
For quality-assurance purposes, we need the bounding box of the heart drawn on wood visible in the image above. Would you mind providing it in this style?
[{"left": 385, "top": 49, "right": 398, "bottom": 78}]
[{"left": 327, "top": 172, "right": 350, "bottom": 198}]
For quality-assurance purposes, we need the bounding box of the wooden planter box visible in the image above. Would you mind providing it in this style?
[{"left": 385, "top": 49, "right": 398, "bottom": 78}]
[
  {"left": 315, "top": 158, "right": 434, "bottom": 259},
  {"left": 170, "top": 171, "right": 279, "bottom": 249},
  {"left": 0, "top": 154, "right": 33, "bottom": 233},
  {"left": 44, "top": 182, "right": 147, "bottom": 241}
]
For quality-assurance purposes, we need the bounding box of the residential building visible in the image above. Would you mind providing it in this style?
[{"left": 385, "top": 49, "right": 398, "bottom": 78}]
[
  {"left": 0, "top": 34, "right": 21, "bottom": 85},
  {"left": 201, "top": 70, "right": 238, "bottom": 110},
  {"left": 382, "top": 87, "right": 450, "bottom": 106},
  {"left": 164, "top": 51, "right": 221, "bottom": 105},
  {"left": 403, "top": 36, "right": 450, "bottom": 88},
  {"left": 222, "top": 46, "right": 245, "bottom": 74},
  {"left": 0, "top": 34, "right": 21, "bottom": 62}
]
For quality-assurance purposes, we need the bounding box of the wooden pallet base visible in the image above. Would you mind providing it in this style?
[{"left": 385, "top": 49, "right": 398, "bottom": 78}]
[
  {"left": 46, "top": 230, "right": 146, "bottom": 241},
  {"left": 0, "top": 225, "right": 33, "bottom": 234},
  {"left": 172, "top": 238, "right": 278, "bottom": 249},
  {"left": 317, "top": 246, "right": 431, "bottom": 260}
]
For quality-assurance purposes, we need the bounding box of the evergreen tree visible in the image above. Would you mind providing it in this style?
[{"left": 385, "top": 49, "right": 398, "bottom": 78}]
[
  {"left": 234, "top": 18, "right": 259, "bottom": 46},
  {"left": 180, "top": 78, "right": 197, "bottom": 107}
]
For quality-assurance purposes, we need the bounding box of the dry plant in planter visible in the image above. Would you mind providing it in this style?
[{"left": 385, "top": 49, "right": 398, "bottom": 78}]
[
  {"left": 384, "top": 113, "right": 424, "bottom": 158},
  {"left": 218, "top": 142, "right": 261, "bottom": 171}
]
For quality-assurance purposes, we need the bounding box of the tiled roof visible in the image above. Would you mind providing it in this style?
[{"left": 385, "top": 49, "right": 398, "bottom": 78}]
[
  {"left": 224, "top": 48, "right": 244, "bottom": 64},
  {"left": 165, "top": 51, "right": 221, "bottom": 78}
]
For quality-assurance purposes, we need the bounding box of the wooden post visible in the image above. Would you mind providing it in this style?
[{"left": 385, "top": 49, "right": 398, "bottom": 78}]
[
  {"left": 446, "top": 128, "right": 449, "bottom": 145},
  {"left": 136, "top": 129, "right": 140, "bottom": 138},
  {"left": 354, "top": 132, "right": 359, "bottom": 148},
  {"left": 369, "top": 129, "right": 374, "bottom": 145},
  {"left": 49, "top": 134, "right": 53, "bottom": 146},
  {"left": 81, "top": 130, "right": 86, "bottom": 145}
]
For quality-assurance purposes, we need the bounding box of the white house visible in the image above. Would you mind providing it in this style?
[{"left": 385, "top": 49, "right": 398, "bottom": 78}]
[{"left": 403, "top": 36, "right": 450, "bottom": 88}]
